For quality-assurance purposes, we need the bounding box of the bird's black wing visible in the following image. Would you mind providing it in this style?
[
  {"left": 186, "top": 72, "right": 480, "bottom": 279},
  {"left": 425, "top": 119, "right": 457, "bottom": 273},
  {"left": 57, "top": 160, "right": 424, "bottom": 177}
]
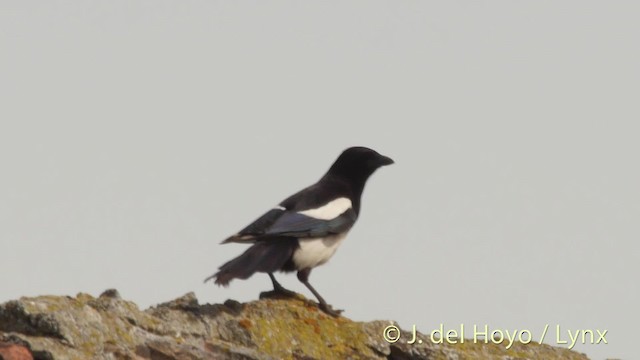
[
  {"left": 221, "top": 207, "right": 357, "bottom": 244},
  {"left": 221, "top": 208, "right": 284, "bottom": 244},
  {"left": 265, "top": 208, "right": 357, "bottom": 237}
]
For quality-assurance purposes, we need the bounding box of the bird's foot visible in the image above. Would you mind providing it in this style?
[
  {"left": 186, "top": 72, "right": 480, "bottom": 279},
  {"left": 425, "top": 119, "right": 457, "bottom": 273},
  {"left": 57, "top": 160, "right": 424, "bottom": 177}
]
[
  {"left": 260, "top": 286, "right": 300, "bottom": 300},
  {"left": 318, "top": 302, "right": 343, "bottom": 317}
]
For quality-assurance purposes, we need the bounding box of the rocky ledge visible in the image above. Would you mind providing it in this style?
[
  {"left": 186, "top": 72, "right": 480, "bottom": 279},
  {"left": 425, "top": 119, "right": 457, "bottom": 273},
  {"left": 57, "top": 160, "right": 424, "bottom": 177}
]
[{"left": 0, "top": 290, "right": 588, "bottom": 360}]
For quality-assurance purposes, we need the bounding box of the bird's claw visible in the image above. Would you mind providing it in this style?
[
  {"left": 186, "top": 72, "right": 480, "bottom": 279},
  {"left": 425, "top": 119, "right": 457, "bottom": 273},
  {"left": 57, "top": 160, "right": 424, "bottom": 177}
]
[
  {"left": 260, "top": 288, "right": 300, "bottom": 300},
  {"left": 319, "top": 303, "right": 343, "bottom": 317}
]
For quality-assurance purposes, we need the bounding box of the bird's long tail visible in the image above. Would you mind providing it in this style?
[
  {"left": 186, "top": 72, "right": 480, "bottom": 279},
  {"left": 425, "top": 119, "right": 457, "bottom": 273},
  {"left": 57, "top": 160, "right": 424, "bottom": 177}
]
[{"left": 205, "top": 238, "right": 298, "bottom": 286}]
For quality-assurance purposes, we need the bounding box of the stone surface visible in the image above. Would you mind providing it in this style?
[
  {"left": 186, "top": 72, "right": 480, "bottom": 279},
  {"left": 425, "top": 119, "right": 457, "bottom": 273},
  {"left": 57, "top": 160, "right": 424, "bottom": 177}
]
[
  {"left": 0, "top": 290, "right": 590, "bottom": 360},
  {"left": 0, "top": 342, "right": 34, "bottom": 360}
]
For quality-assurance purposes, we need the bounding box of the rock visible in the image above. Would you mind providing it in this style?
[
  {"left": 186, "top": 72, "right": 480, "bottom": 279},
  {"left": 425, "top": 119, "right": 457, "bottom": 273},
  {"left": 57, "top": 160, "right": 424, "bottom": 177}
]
[
  {"left": 0, "top": 342, "right": 33, "bottom": 360},
  {"left": 0, "top": 290, "right": 590, "bottom": 360}
]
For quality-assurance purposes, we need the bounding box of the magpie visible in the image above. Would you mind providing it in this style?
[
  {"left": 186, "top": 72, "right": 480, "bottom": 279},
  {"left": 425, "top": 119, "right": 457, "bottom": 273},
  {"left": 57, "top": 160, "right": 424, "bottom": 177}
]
[{"left": 204, "top": 146, "right": 393, "bottom": 316}]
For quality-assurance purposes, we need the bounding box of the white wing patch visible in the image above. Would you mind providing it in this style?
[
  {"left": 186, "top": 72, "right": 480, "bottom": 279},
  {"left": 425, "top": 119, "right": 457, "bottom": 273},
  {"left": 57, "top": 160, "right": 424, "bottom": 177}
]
[
  {"left": 274, "top": 205, "right": 286, "bottom": 211},
  {"left": 298, "top": 197, "right": 352, "bottom": 220}
]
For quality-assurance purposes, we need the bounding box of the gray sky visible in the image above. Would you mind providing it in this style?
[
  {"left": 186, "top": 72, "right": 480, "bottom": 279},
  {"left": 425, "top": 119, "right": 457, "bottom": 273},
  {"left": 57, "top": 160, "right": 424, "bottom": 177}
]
[{"left": 1, "top": 2, "right": 638, "bottom": 359}]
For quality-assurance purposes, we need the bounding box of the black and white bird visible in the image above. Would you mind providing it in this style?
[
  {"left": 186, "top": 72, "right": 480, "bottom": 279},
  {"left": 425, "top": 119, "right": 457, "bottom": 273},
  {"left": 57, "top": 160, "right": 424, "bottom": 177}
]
[{"left": 205, "top": 146, "right": 393, "bottom": 316}]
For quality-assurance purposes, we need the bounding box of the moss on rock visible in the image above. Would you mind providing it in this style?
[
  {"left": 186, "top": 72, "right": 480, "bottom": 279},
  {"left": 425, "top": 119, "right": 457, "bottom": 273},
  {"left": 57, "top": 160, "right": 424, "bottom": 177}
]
[{"left": 0, "top": 290, "right": 590, "bottom": 360}]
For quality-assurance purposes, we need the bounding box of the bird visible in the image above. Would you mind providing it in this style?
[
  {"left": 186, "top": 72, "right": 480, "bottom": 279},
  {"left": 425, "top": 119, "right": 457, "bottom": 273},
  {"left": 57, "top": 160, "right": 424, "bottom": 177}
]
[{"left": 204, "top": 146, "right": 393, "bottom": 316}]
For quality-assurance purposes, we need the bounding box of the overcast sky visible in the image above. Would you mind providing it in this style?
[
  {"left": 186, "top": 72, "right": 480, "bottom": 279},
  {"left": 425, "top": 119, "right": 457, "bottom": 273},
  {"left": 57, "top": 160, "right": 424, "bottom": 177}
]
[{"left": 1, "top": 2, "right": 638, "bottom": 359}]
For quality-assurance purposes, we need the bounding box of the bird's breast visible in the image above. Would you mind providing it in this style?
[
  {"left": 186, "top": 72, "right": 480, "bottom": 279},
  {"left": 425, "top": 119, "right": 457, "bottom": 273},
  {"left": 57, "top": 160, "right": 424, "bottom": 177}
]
[{"left": 292, "top": 232, "right": 348, "bottom": 270}]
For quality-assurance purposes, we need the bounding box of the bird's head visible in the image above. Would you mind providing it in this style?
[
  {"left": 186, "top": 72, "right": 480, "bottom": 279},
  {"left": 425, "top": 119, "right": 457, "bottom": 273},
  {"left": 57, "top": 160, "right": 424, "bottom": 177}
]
[{"left": 326, "top": 146, "right": 394, "bottom": 182}]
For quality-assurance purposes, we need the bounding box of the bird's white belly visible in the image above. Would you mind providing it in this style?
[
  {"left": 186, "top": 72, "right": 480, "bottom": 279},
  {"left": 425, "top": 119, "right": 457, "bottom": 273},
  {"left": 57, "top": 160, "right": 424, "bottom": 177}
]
[{"left": 292, "top": 233, "right": 348, "bottom": 269}]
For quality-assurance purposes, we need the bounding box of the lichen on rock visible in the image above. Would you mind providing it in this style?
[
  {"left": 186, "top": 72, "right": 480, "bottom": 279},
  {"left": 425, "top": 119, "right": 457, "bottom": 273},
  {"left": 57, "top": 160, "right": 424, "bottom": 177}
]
[{"left": 0, "top": 290, "right": 590, "bottom": 360}]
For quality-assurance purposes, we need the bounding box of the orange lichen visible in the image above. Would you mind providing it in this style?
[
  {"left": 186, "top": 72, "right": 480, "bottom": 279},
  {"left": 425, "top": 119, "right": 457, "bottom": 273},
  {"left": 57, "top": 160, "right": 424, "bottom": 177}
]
[{"left": 238, "top": 318, "right": 252, "bottom": 329}]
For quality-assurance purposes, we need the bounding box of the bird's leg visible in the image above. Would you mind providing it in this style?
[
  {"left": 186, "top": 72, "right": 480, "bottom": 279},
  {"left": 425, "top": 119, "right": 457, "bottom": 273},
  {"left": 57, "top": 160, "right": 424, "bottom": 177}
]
[
  {"left": 297, "top": 268, "right": 343, "bottom": 317},
  {"left": 265, "top": 273, "right": 298, "bottom": 298}
]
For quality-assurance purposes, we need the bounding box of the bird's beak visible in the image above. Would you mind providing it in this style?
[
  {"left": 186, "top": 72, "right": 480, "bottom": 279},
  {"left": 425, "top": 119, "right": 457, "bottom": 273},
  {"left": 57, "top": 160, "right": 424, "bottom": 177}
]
[{"left": 379, "top": 155, "right": 394, "bottom": 166}]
